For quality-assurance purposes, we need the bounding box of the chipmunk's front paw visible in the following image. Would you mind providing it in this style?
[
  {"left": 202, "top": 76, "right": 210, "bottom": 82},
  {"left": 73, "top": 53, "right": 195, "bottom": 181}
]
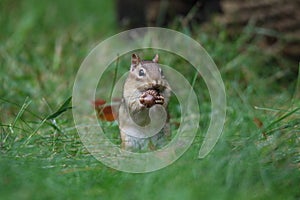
[{"left": 154, "top": 95, "right": 164, "bottom": 105}]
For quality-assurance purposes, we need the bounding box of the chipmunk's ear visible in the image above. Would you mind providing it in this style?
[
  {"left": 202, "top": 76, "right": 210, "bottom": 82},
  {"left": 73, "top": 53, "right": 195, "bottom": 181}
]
[
  {"left": 152, "top": 54, "right": 159, "bottom": 63},
  {"left": 131, "top": 54, "right": 140, "bottom": 67}
]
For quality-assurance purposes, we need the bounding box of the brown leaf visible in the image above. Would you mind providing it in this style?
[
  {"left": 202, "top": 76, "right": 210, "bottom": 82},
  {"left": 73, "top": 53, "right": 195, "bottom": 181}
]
[
  {"left": 93, "top": 99, "right": 119, "bottom": 122},
  {"left": 253, "top": 117, "right": 263, "bottom": 128}
]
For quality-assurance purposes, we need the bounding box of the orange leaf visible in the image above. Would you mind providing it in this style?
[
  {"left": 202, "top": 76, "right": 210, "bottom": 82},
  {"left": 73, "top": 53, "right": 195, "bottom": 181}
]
[
  {"left": 93, "top": 98, "right": 119, "bottom": 121},
  {"left": 253, "top": 117, "right": 263, "bottom": 128}
]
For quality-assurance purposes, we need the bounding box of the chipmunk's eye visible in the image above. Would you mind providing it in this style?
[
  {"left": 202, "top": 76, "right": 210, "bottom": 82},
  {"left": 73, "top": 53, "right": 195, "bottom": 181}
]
[{"left": 138, "top": 69, "right": 145, "bottom": 76}]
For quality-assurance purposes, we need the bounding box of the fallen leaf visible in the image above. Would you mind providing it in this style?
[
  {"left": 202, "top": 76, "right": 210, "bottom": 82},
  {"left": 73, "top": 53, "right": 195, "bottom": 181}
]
[{"left": 93, "top": 98, "right": 120, "bottom": 121}]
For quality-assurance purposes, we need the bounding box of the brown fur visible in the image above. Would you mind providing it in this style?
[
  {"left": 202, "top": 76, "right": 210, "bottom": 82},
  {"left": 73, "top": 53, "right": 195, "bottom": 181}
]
[{"left": 118, "top": 54, "right": 171, "bottom": 151}]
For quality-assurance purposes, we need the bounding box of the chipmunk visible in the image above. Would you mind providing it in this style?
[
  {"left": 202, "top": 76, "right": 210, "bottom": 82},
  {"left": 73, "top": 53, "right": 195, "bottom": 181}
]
[{"left": 118, "top": 54, "right": 171, "bottom": 151}]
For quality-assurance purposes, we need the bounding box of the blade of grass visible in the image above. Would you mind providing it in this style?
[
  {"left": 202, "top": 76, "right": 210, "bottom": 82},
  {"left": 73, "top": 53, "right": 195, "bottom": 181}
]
[
  {"left": 263, "top": 107, "right": 300, "bottom": 134},
  {"left": 109, "top": 54, "right": 119, "bottom": 101},
  {"left": 23, "top": 96, "right": 72, "bottom": 145},
  {"left": 46, "top": 96, "right": 72, "bottom": 120},
  {"left": 2, "top": 97, "right": 31, "bottom": 143},
  {"left": 291, "top": 64, "right": 300, "bottom": 106},
  {"left": 254, "top": 106, "right": 300, "bottom": 114},
  {"left": 0, "top": 97, "right": 43, "bottom": 120},
  {"left": 11, "top": 97, "right": 32, "bottom": 129}
]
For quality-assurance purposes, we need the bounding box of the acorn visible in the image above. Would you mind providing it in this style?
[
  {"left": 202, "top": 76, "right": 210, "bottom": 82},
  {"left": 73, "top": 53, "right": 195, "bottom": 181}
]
[
  {"left": 139, "top": 89, "right": 164, "bottom": 107},
  {"left": 140, "top": 92, "right": 156, "bottom": 107}
]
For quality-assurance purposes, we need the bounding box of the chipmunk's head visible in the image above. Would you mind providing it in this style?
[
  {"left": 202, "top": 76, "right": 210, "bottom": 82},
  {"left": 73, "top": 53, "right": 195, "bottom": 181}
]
[
  {"left": 123, "top": 53, "right": 171, "bottom": 109},
  {"left": 129, "top": 53, "right": 167, "bottom": 91}
]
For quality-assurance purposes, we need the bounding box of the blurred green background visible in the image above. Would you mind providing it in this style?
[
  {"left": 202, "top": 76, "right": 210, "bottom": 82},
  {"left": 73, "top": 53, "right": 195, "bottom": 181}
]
[{"left": 0, "top": 0, "right": 299, "bottom": 199}]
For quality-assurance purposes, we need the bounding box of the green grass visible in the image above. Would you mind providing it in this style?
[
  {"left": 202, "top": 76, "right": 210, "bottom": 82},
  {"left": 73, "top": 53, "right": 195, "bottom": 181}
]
[{"left": 1, "top": 1, "right": 299, "bottom": 199}]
